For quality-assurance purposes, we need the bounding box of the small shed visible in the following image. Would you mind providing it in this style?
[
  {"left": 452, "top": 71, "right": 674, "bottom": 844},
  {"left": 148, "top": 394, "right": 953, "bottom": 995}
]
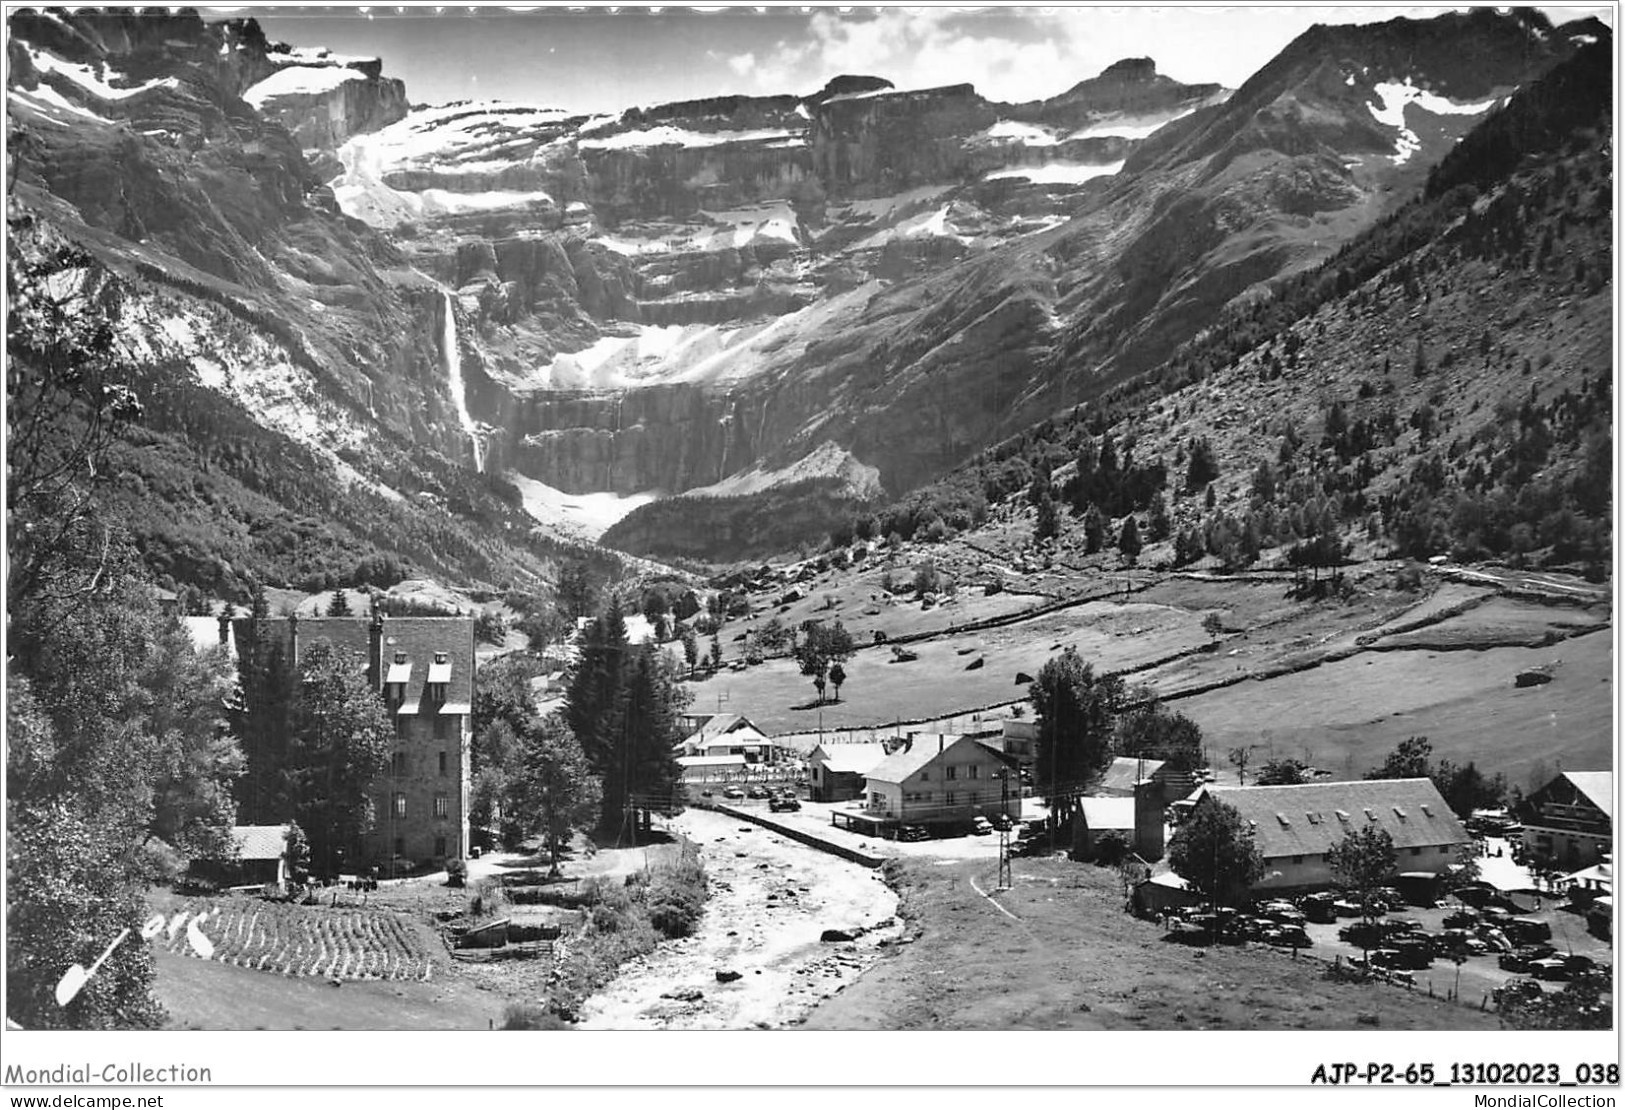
[
  {"left": 808, "top": 742, "right": 888, "bottom": 802},
  {"left": 190, "top": 824, "right": 289, "bottom": 888},
  {"left": 1133, "top": 873, "right": 1202, "bottom": 918}
]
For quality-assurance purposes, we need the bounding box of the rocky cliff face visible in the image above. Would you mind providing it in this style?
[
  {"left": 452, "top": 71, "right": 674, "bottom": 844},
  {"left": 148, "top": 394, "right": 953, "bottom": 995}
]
[{"left": 247, "top": 47, "right": 409, "bottom": 154}]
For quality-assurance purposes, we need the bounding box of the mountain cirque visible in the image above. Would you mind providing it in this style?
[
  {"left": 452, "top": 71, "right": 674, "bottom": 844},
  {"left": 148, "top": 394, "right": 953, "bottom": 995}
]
[{"left": 3, "top": 8, "right": 1601, "bottom": 575}]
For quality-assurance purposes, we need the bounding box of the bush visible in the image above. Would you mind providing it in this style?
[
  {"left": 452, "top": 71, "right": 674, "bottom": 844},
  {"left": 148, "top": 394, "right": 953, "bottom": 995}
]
[
  {"left": 445, "top": 858, "right": 467, "bottom": 888},
  {"left": 1091, "top": 830, "right": 1131, "bottom": 866},
  {"left": 467, "top": 877, "right": 507, "bottom": 920},
  {"left": 645, "top": 842, "right": 708, "bottom": 939},
  {"left": 139, "top": 837, "right": 187, "bottom": 886},
  {"left": 501, "top": 1002, "right": 566, "bottom": 1030}
]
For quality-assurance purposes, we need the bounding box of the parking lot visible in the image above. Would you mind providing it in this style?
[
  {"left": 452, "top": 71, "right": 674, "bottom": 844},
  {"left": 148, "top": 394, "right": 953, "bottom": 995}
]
[{"left": 1299, "top": 898, "right": 1608, "bottom": 1006}]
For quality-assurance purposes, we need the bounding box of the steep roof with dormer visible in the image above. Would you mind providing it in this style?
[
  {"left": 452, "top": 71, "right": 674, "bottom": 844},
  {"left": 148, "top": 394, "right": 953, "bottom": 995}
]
[{"left": 1194, "top": 778, "right": 1468, "bottom": 859}]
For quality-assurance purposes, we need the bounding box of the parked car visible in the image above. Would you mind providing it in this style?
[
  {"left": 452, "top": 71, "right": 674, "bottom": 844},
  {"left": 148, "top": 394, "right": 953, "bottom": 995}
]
[
  {"left": 1528, "top": 956, "right": 1572, "bottom": 981},
  {"left": 1332, "top": 899, "right": 1364, "bottom": 918},
  {"left": 898, "top": 825, "right": 930, "bottom": 842},
  {"left": 1265, "top": 924, "right": 1313, "bottom": 949},
  {"left": 1339, "top": 921, "right": 1386, "bottom": 949},
  {"left": 769, "top": 795, "right": 801, "bottom": 812},
  {"left": 1375, "top": 943, "right": 1432, "bottom": 970},
  {"left": 1386, "top": 918, "right": 1425, "bottom": 935},
  {"left": 1499, "top": 945, "right": 1558, "bottom": 973},
  {"left": 1506, "top": 918, "right": 1553, "bottom": 945},
  {"left": 722, "top": 787, "right": 745, "bottom": 800},
  {"left": 1443, "top": 908, "right": 1480, "bottom": 930},
  {"left": 746, "top": 785, "right": 770, "bottom": 799},
  {"left": 1301, "top": 899, "right": 1338, "bottom": 924},
  {"left": 971, "top": 816, "right": 994, "bottom": 835}
]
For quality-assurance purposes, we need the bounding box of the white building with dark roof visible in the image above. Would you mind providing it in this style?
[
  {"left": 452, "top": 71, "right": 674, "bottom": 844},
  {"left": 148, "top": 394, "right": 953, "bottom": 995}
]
[
  {"left": 807, "top": 742, "right": 890, "bottom": 802},
  {"left": 1522, "top": 770, "right": 1612, "bottom": 869},
  {"left": 833, "top": 734, "right": 1017, "bottom": 832},
  {"left": 1190, "top": 778, "right": 1470, "bottom": 892}
]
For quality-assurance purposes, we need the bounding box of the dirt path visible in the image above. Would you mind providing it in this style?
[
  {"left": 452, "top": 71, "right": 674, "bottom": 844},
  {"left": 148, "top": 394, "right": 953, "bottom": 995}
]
[{"left": 576, "top": 809, "right": 900, "bottom": 1029}]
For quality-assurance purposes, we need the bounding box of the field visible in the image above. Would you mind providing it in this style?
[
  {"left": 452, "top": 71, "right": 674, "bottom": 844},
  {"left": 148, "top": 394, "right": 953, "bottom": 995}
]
[
  {"left": 152, "top": 894, "right": 439, "bottom": 981},
  {"left": 803, "top": 855, "right": 1501, "bottom": 1032},
  {"left": 154, "top": 948, "right": 498, "bottom": 1031},
  {"left": 692, "top": 554, "right": 1612, "bottom": 787}
]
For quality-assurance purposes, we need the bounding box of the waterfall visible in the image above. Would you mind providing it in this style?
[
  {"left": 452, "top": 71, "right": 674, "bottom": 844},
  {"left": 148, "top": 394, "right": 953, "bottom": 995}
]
[{"left": 441, "top": 291, "right": 484, "bottom": 473}]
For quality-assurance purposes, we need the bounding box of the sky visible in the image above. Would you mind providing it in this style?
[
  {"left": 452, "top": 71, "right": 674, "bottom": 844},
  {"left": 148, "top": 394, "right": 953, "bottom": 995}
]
[{"left": 242, "top": 5, "right": 1615, "bottom": 115}]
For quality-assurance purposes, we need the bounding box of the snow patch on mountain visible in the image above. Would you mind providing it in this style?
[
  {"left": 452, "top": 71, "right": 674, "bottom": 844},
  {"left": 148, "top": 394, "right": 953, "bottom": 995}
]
[
  {"left": 10, "top": 85, "right": 113, "bottom": 125},
  {"left": 579, "top": 125, "right": 803, "bottom": 150},
  {"left": 268, "top": 45, "right": 378, "bottom": 69},
  {"left": 985, "top": 161, "right": 1124, "bottom": 185},
  {"left": 975, "top": 120, "right": 1061, "bottom": 146},
  {"left": 1366, "top": 80, "right": 1499, "bottom": 165},
  {"left": 591, "top": 202, "right": 799, "bottom": 256},
  {"left": 244, "top": 65, "right": 367, "bottom": 108},
  {"left": 28, "top": 48, "right": 178, "bottom": 100},
  {"left": 508, "top": 472, "right": 658, "bottom": 542}
]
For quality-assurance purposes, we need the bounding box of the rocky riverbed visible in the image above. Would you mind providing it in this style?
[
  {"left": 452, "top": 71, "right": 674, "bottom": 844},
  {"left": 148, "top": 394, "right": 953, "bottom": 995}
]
[{"left": 576, "top": 809, "right": 902, "bottom": 1029}]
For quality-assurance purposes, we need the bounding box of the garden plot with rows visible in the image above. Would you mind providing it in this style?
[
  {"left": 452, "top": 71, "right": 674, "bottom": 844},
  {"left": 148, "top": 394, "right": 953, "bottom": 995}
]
[{"left": 159, "top": 899, "right": 437, "bottom": 982}]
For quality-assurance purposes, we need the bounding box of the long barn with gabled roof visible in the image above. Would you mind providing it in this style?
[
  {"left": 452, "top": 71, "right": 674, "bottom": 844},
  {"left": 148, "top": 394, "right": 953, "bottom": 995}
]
[{"left": 1189, "top": 778, "right": 1470, "bottom": 893}]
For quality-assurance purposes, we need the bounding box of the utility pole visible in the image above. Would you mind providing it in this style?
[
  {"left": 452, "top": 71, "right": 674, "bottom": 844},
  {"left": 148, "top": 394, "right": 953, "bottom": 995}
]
[{"left": 997, "top": 769, "right": 1013, "bottom": 891}]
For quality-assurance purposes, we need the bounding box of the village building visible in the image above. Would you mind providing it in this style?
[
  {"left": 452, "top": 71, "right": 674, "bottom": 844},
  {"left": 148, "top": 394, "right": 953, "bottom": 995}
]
[
  {"left": 1075, "top": 782, "right": 1167, "bottom": 861},
  {"left": 235, "top": 612, "right": 475, "bottom": 871},
  {"left": 675, "top": 713, "right": 778, "bottom": 764},
  {"left": 188, "top": 824, "right": 290, "bottom": 888},
  {"left": 1520, "top": 770, "right": 1612, "bottom": 870},
  {"left": 831, "top": 735, "right": 1018, "bottom": 835},
  {"left": 1131, "top": 872, "right": 1202, "bottom": 918},
  {"left": 1190, "top": 778, "right": 1469, "bottom": 893},
  {"left": 807, "top": 742, "right": 889, "bottom": 802},
  {"left": 995, "top": 718, "right": 1038, "bottom": 765}
]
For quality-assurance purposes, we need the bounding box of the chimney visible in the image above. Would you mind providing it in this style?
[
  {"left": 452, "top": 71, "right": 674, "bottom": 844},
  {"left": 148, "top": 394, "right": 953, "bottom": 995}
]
[
  {"left": 938, "top": 734, "right": 945, "bottom": 754},
  {"left": 904, "top": 732, "right": 914, "bottom": 753},
  {"left": 217, "top": 606, "right": 231, "bottom": 645}
]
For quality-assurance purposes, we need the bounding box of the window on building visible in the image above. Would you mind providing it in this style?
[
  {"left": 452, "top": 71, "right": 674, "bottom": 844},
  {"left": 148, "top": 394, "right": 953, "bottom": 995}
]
[
  {"left": 394, "top": 793, "right": 407, "bottom": 818},
  {"left": 920, "top": 770, "right": 929, "bottom": 781},
  {"left": 434, "top": 836, "right": 447, "bottom": 858},
  {"left": 1438, "top": 845, "right": 1450, "bottom": 854},
  {"left": 434, "top": 794, "right": 449, "bottom": 818},
  {"left": 945, "top": 791, "right": 956, "bottom": 806},
  {"left": 391, "top": 752, "right": 407, "bottom": 775},
  {"left": 968, "top": 765, "right": 979, "bottom": 779},
  {"left": 1410, "top": 846, "right": 1423, "bottom": 856},
  {"left": 394, "top": 837, "right": 404, "bottom": 856},
  {"left": 946, "top": 766, "right": 957, "bottom": 781},
  {"left": 438, "top": 751, "right": 448, "bottom": 776},
  {"left": 1292, "top": 855, "right": 1303, "bottom": 865}
]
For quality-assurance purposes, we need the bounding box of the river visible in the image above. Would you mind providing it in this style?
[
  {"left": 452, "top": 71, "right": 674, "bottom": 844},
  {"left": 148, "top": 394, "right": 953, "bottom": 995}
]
[{"left": 576, "top": 809, "right": 901, "bottom": 1029}]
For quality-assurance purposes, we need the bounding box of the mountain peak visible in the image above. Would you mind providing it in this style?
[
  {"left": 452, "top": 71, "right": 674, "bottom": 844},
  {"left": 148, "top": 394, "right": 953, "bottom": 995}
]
[
  {"left": 1098, "top": 57, "right": 1159, "bottom": 83},
  {"left": 810, "top": 74, "right": 895, "bottom": 103}
]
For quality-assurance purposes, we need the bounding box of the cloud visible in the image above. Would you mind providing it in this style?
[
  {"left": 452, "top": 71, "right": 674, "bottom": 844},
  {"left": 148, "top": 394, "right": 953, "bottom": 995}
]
[
  {"left": 739, "top": 9, "right": 1124, "bottom": 102},
  {"left": 736, "top": 6, "right": 1549, "bottom": 102},
  {"left": 727, "top": 52, "right": 756, "bottom": 77}
]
